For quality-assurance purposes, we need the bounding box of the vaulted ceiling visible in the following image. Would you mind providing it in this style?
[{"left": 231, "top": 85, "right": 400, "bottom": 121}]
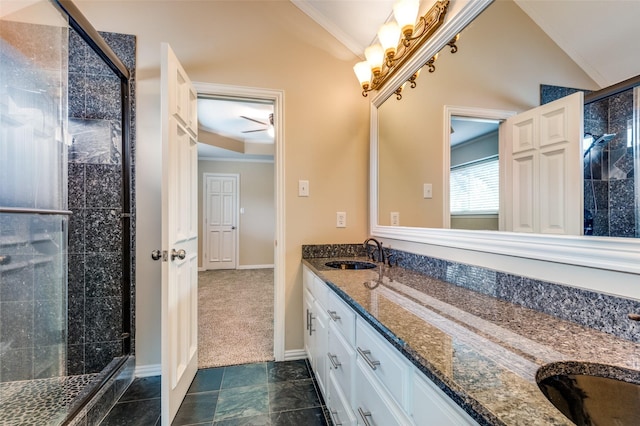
[{"left": 292, "top": 0, "right": 640, "bottom": 89}]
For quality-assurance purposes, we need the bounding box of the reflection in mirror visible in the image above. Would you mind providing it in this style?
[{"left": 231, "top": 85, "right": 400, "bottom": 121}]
[
  {"left": 449, "top": 117, "right": 499, "bottom": 231},
  {"left": 375, "top": 0, "right": 639, "bottom": 237}
]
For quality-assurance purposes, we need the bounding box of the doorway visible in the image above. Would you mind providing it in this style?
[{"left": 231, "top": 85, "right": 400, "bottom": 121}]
[{"left": 193, "top": 82, "right": 285, "bottom": 365}]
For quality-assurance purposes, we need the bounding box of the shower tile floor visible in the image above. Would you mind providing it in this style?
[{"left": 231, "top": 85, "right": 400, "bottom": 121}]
[
  {"left": 100, "top": 360, "right": 331, "bottom": 425},
  {"left": 0, "top": 373, "right": 101, "bottom": 426}
]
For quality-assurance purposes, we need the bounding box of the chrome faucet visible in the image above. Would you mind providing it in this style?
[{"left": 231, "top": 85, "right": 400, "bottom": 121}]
[{"left": 363, "top": 237, "right": 384, "bottom": 263}]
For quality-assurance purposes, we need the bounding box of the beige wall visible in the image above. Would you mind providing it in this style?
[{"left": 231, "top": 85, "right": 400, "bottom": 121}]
[
  {"left": 377, "top": 0, "right": 598, "bottom": 227},
  {"left": 198, "top": 160, "right": 275, "bottom": 267},
  {"left": 75, "top": 1, "right": 370, "bottom": 368}
]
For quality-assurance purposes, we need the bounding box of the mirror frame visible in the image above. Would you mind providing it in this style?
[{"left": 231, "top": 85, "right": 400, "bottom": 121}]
[{"left": 369, "top": 0, "right": 640, "bottom": 275}]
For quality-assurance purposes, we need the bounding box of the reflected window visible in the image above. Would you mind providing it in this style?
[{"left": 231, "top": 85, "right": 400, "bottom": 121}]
[{"left": 450, "top": 158, "right": 499, "bottom": 214}]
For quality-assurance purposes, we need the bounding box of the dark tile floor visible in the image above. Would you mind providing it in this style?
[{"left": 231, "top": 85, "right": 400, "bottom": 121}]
[{"left": 99, "top": 360, "right": 331, "bottom": 426}]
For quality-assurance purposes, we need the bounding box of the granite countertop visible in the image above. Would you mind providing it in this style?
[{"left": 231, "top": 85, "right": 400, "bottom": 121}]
[{"left": 302, "top": 257, "right": 640, "bottom": 426}]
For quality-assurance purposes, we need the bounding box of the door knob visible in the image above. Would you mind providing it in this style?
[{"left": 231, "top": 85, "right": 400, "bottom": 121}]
[
  {"left": 231, "top": 226, "right": 236, "bottom": 230},
  {"left": 171, "top": 249, "right": 186, "bottom": 260},
  {"left": 151, "top": 250, "right": 163, "bottom": 261}
]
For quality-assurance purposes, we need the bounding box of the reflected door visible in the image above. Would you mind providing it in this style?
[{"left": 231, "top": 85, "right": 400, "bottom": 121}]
[{"left": 503, "top": 92, "right": 583, "bottom": 234}]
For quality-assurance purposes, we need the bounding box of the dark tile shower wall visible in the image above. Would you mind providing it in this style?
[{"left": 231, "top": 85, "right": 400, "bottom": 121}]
[
  {"left": 67, "top": 29, "right": 136, "bottom": 375},
  {"left": 541, "top": 84, "right": 636, "bottom": 237}
]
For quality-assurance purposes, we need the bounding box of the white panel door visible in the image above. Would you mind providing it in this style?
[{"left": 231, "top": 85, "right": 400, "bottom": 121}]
[
  {"left": 204, "top": 174, "right": 237, "bottom": 270},
  {"left": 161, "top": 43, "right": 198, "bottom": 425},
  {"left": 503, "top": 92, "right": 583, "bottom": 235}
]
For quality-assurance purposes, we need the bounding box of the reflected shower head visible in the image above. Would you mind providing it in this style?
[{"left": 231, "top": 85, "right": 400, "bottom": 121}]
[
  {"left": 594, "top": 133, "right": 616, "bottom": 145},
  {"left": 583, "top": 133, "right": 616, "bottom": 158}
]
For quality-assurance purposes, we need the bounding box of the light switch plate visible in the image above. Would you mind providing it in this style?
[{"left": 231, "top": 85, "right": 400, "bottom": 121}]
[
  {"left": 336, "top": 212, "right": 346, "bottom": 228},
  {"left": 423, "top": 183, "right": 433, "bottom": 199},
  {"left": 298, "top": 180, "right": 309, "bottom": 197}
]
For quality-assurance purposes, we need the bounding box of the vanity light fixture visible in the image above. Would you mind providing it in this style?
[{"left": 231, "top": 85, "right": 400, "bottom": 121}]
[{"left": 353, "top": 0, "right": 450, "bottom": 97}]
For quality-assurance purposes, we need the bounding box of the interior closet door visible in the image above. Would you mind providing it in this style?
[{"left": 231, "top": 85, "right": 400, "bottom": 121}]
[{"left": 160, "top": 43, "right": 199, "bottom": 425}]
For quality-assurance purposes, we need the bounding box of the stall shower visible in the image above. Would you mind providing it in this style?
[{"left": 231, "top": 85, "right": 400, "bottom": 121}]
[{"left": 0, "top": 1, "right": 135, "bottom": 424}]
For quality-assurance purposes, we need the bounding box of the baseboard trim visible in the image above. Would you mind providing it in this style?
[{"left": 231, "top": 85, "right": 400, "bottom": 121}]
[
  {"left": 284, "top": 349, "right": 307, "bottom": 361},
  {"left": 237, "top": 264, "right": 275, "bottom": 270},
  {"left": 198, "top": 267, "right": 206, "bottom": 272},
  {"left": 135, "top": 363, "right": 161, "bottom": 377}
]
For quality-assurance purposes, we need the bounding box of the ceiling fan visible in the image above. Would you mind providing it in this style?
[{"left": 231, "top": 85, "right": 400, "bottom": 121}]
[{"left": 240, "top": 113, "right": 274, "bottom": 133}]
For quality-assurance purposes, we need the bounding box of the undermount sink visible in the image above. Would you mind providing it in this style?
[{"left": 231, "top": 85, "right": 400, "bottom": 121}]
[
  {"left": 536, "top": 361, "right": 640, "bottom": 425},
  {"left": 325, "top": 260, "right": 377, "bottom": 270}
]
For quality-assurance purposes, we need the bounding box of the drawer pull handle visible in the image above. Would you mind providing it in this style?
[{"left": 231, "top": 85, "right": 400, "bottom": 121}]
[
  {"left": 327, "top": 352, "right": 341, "bottom": 369},
  {"left": 306, "top": 309, "right": 310, "bottom": 331},
  {"left": 358, "top": 407, "right": 373, "bottom": 426},
  {"left": 330, "top": 409, "right": 343, "bottom": 426},
  {"left": 327, "top": 310, "right": 341, "bottom": 321},
  {"left": 357, "top": 347, "right": 380, "bottom": 370}
]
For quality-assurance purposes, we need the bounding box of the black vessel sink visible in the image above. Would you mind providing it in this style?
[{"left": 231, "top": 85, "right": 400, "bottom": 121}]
[
  {"left": 325, "top": 260, "right": 377, "bottom": 270},
  {"left": 536, "top": 361, "right": 640, "bottom": 425}
]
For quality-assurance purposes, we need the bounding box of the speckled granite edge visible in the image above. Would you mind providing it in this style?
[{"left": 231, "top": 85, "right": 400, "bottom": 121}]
[{"left": 302, "top": 244, "right": 640, "bottom": 342}]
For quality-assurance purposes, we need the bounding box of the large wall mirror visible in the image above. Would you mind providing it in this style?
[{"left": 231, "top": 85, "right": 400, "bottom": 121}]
[{"left": 370, "top": 0, "right": 640, "bottom": 273}]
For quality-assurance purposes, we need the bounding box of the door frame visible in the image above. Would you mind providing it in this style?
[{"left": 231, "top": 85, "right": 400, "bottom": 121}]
[
  {"left": 193, "top": 82, "right": 285, "bottom": 361},
  {"left": 202, "top": 172, "right": 240, "bottom": 270},
  {"left": 443, "top": 105, "right": 516, "bottom": 230}
]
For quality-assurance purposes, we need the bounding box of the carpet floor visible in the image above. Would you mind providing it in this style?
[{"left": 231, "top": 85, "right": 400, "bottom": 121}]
[{"left": 198, "top": 268, "right": 275, "bottom": 368}]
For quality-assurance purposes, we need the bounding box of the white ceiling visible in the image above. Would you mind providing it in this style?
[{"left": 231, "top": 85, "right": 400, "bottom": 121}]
[{"left": 293, "top": 0, "right": 640, "bottom": 89}]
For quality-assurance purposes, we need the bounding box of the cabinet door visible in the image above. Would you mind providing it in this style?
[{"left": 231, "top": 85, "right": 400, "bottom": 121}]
[
  {"left": 353, "top": 358, "right": 413, "bottom": 426},
  {"left": 412, "top": 372, "right": 478, "bottom": 425},
  {"left": 312, "top": 299, "right": 329, "bottom": 397},
  {"left": 328, "top": 321, "right": 355, "bottom": 398},
  {"left": 304, "top": 289, "right": 314, "bottom": 363},
  {"left": 328, "top": 372, "right": 357, "bottom": 426}
]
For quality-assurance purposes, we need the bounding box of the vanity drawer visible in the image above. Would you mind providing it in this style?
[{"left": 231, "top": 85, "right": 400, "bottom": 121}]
[
  {"left": 353, "top": 357, "right": 412, "bottom": 426},
  {"left": 328, "top": 290, "right": 356, "bottom": 345},
  {"left": 328, "top": 321, "right": 355, "bottom": 397},
  {"left": 355, "top": 319, "right": 409, "bottom": 407}
]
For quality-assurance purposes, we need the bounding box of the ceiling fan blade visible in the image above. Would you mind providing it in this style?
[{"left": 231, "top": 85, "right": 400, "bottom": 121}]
[
  {"left": 240, "top": 115, "right": 268, "bottom": 126},
  {"left": 242, "top": 128, "right": 267, "bottom": 133}
]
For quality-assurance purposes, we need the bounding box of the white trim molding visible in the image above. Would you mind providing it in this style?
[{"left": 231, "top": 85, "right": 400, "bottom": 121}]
[
  {"left": 284, "top": 349, "right": 308, "bottom": 361},
  {"left": 237, "top": 264, "right": 275, "bottom": 270},
  {"left": 135, "top": 363, "right": 162, "bottom": 378}
]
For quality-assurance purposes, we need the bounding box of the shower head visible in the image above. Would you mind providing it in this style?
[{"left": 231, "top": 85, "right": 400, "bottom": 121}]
[
  {"left": 583, "top": 133, "right": 616, "bottom": 158},
  {"left": 593, "top": 133, "right": 616, "bottom": 146}
]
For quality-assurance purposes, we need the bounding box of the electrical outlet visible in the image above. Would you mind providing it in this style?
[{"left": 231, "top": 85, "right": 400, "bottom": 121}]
[
  {"left": 298, "top": 180, "right": 309, "bottom": 197},
  {"left": 390, "top": 212, "right": 400, "bottom": 226},
  {"left": 423, "top": 183, "right": 433, "bottom": 199},
  {"left": 336, "top": 212, "right": 346, "bottom": 228}
]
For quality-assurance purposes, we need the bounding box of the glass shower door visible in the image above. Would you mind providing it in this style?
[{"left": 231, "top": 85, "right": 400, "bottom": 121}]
[{"left": 1, "top": 1, "right": 72, "bottom": 424}]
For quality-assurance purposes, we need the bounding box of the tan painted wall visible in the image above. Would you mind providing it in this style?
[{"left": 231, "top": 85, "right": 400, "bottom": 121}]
[
  {"left": 74, "top": 1, "right": 370, "bottom": 367},
  {"left": 377, "top": 0, "right": 599, "bottom": 227},
  {"left": 198, "top": 160, "right": 275, "bottom": 267}
]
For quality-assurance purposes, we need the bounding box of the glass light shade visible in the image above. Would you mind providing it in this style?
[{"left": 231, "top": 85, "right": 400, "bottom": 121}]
[
  {"left": 353, "top": 61, "right": 372, "bottom": 86},
  {"left": 378, "top": 22, "right": 401, "bottom": 55},
  {"left": 364, "top": 44, "right": 384, "bottom": 73},
  {"left": 393, "top": 0, "right": 420, "bottom": 34}
]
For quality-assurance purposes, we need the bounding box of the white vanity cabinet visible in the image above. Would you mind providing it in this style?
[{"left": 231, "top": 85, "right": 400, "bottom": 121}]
[{"left": 302, "top": 265, "right": 479, "bottom": 426}]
